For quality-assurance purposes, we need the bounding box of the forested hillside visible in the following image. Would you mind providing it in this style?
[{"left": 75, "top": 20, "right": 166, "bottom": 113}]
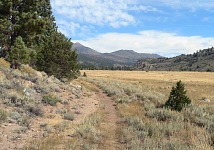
[
  {"left": 134, "top": 47, "right": 214, "bottom": 72},
  {"left": 0, "top": 0, "right": 79, "bottom": 79}
]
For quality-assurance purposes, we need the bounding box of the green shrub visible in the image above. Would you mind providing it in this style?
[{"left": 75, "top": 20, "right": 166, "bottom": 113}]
[
  {"left": 85, "top": 113, "right": 102, "bottom": 126},
  {"left": 145, "top": 108, "right": 183, "bottom": 122},
  {"left": 54, "top": 121, "right": 69, "bottom": 132},
  {"left": 19, "top": 116, "right": 31, "bottom": 128},
  {"left": 42, "top": 95, "right": 60, "bottom": 106},
  {"left": 15, "top": 126, "right": 28, "bottom": 134},
  {"left": 10, "top": 111, "right": 22, "bottom": 121},
  {"left": 124, "top": 116, "right": 145, "bottom": 131},
  {"left": 0, "top": 109, "right": 8, "bottom": 123},
  {"left": 63, "top": 113, "right": 75, "bottom": 121},
  {"left": 75, "top": 124, "right": 101, "bottom": 143},
  {"left": 165, "top": 80, "right": 191, "bottom": 111},
  {"left": 28, "top": 105, "right": 44, "bottom": 117}
]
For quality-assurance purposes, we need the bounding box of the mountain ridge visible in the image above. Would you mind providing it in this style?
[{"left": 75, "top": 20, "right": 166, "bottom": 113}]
[
  {"left": 133, "top": 47, "right": 214, "bottom": 72},
  {"left": 72, "top": 42, "right": 162, "bottom": 69},
  {"left": 72, "top": 42, "right": 101, "bottom": 56}
]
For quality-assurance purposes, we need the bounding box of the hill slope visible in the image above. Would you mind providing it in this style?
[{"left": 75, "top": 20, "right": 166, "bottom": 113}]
[
  {"left": 72, "top": 43, "right": 162, "bottom": 69},
  {"left": 134, "top": 47, "right": 214, "bottom": 71},
  {"left": 0, "top": 59, "right": 99, "bottom": 149}
]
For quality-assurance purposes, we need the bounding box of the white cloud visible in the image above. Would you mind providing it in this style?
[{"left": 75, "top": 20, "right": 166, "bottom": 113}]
[
  {"left": 56, "top": 20, "right": 75, "bottom": 36},
  {"left": 70, "top": 22, "right": 81, "bottom": 35},
  {"left": 51, "top": 0, "right": 134, "bottom": 28},
  {"left": 159, "top": 0, "right": 214, "bottom": 10},
  {"left": 51, "top": 0, "right": 159, "bottom": 28},
  {"left": 129, "top": 5, "right": 159, "bottom": 12},
  {"left": 73, "top": 30, "right": 214, "bottom": 57},
  {"left": 56, "top": 20, "right": 94, "bottom": 38},
  {"left": 202, "top": 17, "right": 214, "bottom": 22}
]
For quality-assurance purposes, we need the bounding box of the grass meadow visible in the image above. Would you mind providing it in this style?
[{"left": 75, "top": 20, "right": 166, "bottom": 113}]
[
  {"left": 82, "top": 70, "right": 214, "bottom": 105},
  {"left": 82, "top": 70, "right": 214, "bottom": 149}
]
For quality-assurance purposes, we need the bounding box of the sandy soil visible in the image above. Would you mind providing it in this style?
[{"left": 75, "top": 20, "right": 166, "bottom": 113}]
[
  {"left": 1, "top": 76, "right": 124, "bottom": 150},
  {"left": 0, "top": 85, "right": 99, "bottom": 150}
]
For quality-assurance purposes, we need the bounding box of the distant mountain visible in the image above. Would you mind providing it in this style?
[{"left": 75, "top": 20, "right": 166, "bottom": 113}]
[
  {"left": 110, "top": 50, "right": 161, "bottom": 60},
  {"left": 133, "top": 47, "right": 214, "bottom": 72},
  {"left": 72, "top": 42, "right": 101, "bottom": 56},
  {"left": 72, "top": 42, "right": 162, "bottom": 69}
]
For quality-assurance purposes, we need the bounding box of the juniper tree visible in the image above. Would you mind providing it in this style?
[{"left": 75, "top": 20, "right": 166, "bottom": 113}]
[{"left": 165, "top": 80, "right": 191, "bottom": 111}]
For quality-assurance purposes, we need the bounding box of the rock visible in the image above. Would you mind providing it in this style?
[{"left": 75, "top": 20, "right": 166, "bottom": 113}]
[
  {"left": 8, "top": 119, "right": 16, "bottom": 124},
  {"left": 203, "top": 99, "right": 210, "bottom": 102},
  {"left": 61, "top": 100, "right": 69, "bottom": 105},
  {"left": 34, "top": 86, "right": 46, "bottom": 94},
  {"left": 42, "top": 131, "right": 48, "bottom": 137},
  {"left": 67, "top": 134, "right": 75, "bottom": 137},
  {"left": 201, "top": 98, "right": 211, "bottom": 103},
  {"left": 25, "top": 92, "right": 30, "bottom": 96},
  {"left": 11, "top": 135, "right": 21, "bottom": 141},
  {"left": 76, "top": 85, "right": 82, "bottom": 88},
  {"left": 23, "top": 88, "right": 34, "bottom": 95}
]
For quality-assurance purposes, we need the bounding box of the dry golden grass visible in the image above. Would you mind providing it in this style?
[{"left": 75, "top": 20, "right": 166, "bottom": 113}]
[
  {"left": 82, "top": 70, "right": 214, "bottom": 105},
  {"left": 75, "top": 79, "right": 99, "bottom": 92},
  {"left": 20, "top": 64, "right": 38, "bottom": 77},
  {"left": 81, "top": 70, "right": 214, "bottom": 83},
  {"left": 83, "top": 73, "right": 214, "bottom": 149},
  {"left": 0, "top": 58, "right": 10, "bottom": 68}
]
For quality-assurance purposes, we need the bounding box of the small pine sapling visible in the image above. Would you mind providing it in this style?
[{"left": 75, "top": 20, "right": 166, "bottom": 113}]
[
  {"left": 165, "top": 80, "right": 191, "bottom": 111},
  {"left": 83, "top": 72, "right": 87, "bottom": 77}
]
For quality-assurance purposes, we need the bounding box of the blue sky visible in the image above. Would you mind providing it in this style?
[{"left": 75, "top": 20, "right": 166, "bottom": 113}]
[{"left": 51, "top": 0, "right": 214, "bottom": 57}]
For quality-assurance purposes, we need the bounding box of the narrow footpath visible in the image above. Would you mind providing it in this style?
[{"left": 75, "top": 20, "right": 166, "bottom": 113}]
[
  {"left": 77, "top": 79, "right": 125, "bottom": 149},
  {"left": 97, "top": 91, "right": 120, "bottom": 150}
]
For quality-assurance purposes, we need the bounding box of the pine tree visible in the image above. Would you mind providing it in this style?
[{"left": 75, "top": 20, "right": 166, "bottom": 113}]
[
  {"left": 165, "top": 80, "right": 191, "bottom": 111},
  {"left": 19, "top": 0, "right": 56, "bottom": 48},
  {"left": 83, "top": 72, "right": 87, "bottom": 77},
  {"left": 7, "top": 36, "right": 30, "bottom": 68},
  {"left": 0, "top": 0, "right": 54, "bottom": 52},
  {"left": 17, "top": 0, "right": 45, "bottom": 47},
  {"left": 0, "top": 0, "right": 80, "bottom": 80},
  {"left": 0, "top": 0, "right": 13, "bottom": 57},
  {"left": 36, "top": 31, "right": 80, "bottom": 80}
]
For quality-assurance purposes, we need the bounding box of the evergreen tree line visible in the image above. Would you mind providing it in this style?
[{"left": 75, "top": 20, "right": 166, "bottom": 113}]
[{"left": 0, "top": 0, "right": 80, "bottom": 80}]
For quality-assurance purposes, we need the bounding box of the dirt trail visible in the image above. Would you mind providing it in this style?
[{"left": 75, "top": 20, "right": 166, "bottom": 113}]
[
  {"left": 97, "top": 91, "right": 120, "bottom": 150},
  {"left": 77, "top": 79, "right": 123, "bottom": 149}
]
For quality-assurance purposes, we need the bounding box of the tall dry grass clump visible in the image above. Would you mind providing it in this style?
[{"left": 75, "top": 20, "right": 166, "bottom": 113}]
[{"left": 0, "top": 58, "right": 10, "bottom": 68}]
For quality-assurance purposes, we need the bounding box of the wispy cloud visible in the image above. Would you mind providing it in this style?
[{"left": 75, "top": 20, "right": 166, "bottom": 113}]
[
  {"left": 159, "top": 0, "right": 214, "bottom": 11},
  {"left": 128, "top": 5, "right": 160, "bottom": 12},
  {"left": 56, "top": 20, "right": 95, "bottom": 38},
  {"left": 51, "top": 0, "right": 214, "bottom": 54},
  {"left": 52, "top": 0, "right": 133, "bottom": 27},
  {"left": 51, "top": 0, "right": 159, "bottom": 32},
  {"left": 202, "top": 17, "right": 214, "bottom": 22},
  {"left": 73, "top": 30, "right": 214, "bottom": 57}
]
